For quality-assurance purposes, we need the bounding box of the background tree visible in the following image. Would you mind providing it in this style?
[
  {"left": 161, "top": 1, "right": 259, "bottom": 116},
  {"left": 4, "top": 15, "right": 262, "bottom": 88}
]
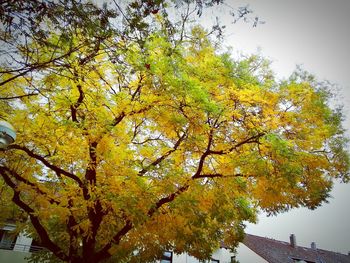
[{"left": 0, "top": 1, "right": 349, "bottom": 263}]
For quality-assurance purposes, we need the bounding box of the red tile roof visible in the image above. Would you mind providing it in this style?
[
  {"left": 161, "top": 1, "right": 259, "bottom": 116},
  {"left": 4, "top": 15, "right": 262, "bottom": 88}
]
[{"left": 242, "top": 234, "right": 350, "bottom": 263}]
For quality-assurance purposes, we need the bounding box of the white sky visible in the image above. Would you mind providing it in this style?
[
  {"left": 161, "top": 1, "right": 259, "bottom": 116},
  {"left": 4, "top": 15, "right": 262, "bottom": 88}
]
[{"left": 207, "top": 0, "right": 350, "bottom": 257}]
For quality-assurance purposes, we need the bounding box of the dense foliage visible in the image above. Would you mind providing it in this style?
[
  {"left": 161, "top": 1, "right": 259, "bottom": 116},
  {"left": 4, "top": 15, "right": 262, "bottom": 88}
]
[{"left": 0, "top": 1, "right": 349, "bottom": 262}]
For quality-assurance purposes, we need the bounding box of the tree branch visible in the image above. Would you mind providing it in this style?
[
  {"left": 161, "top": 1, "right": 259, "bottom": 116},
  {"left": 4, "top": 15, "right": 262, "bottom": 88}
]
[
  {"left": 0, "top": 93, "right": 38, "bottom": 100},
  {"left": 208, "top": 132, "right": 265, "bottom": 155},
  {"left": 7, "top": 144, "right": 89, "bottom": 199},
  {"left": 193, "top": 173, "right": 245, "bottom": 179},
  {"left": 83, "top": 199, "right": 105, "bottom": 259},
  {"left": 67, "top": 199, "right": 79, "bottom": 259},
  {"left": 70, "top": 84, "right": 85, "bottom": 123},
  {"left": 1, "top": 166, "right": 59, "bottom": 205},
  {"left": 80, "top": 113, "right": 260, "bottom": 261},
  {"left": 193, "top": 129, "right": 215, "bottom": 178},
  {"left": 92, "top": 129, "right": 213, "bottom": 260},
  {"left": 146, "top": 132, "right": 264, "bottom": 217},
  {"left": 148, "top": 184, "right": 190, "bottom": 217},
  {"left": 0, "top": 166, "right": 69, "bottom": 262},
  {"left": 138, "top": 131, "right": 187, "bottom": 176},
  {"left": 79, "top": 38, "right": 101, "bottom": 65},
  {"left": 111, "top": 112, "right": 126, "bottom": 127},
  {"left": 94, "top": 219, "right": 133, "bottom": 261},
  {"left": 131, "top": 74, "right": 144, "bottom": 101},
  {"left": 85, "top": 141, "right": 98, "bottom": 185},
  {"left": 0, "top": 44, "right": 84, "bottom": 87}
]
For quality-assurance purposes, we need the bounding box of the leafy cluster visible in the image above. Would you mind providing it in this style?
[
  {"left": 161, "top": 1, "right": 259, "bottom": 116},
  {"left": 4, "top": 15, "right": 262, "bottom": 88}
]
[{"left": 0, "top": 1, "right": 349, "bottom": 263}]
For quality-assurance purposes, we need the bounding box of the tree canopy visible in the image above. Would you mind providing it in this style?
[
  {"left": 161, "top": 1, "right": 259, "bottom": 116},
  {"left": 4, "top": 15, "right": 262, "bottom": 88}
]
[{"left": 0, "top": 1, "right": 349, "bottom": 263}]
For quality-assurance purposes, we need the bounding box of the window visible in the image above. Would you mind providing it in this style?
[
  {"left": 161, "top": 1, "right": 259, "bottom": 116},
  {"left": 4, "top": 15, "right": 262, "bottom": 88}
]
[
  {"left": 292, "top": 258, "right": 315, "bottom": 263},
  {"left": 29, "top": 239, "right": 44, "bottom": 253},
  {"left": 0, "top": 229, "right": 17, "bottom": 250},
  {"left": 160, "top": 251, "right": 172, "bottom": 263},
  {"left": 231, "top": 255, "right": 239, "bottom": 263}
]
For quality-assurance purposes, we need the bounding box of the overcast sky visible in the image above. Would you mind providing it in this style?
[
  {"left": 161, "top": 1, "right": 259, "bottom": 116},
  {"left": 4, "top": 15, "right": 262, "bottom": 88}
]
[{"left": 207, "top": 0, "right": 350, "bottom": 257}]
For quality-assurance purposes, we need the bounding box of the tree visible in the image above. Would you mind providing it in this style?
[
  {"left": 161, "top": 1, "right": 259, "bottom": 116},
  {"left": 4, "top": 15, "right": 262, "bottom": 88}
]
[{"left": 0, "top": 1, "right": 349, "bottom": 262}]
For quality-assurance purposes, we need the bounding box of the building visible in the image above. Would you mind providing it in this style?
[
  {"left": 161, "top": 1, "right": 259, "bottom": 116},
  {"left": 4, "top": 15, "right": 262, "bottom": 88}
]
[
  {"left": 3, "top": 224, "right": 349, "bottom": 263},
  {"left": 241, "top": 233, "right": 350, "bottom": 263},
  {"left": 0, "top": 223, "right": 40, "bottom": 262},
  {"left": 159, "top": 248, "right": 236, "bottom": 263},
  {"left": 0, "top": 223, "right": 236, "bottom": 263}
]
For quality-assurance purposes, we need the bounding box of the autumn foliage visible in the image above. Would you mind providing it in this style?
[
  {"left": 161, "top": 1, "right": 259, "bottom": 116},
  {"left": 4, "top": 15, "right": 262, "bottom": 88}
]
[{"left": 0, "top": 1, "right": 349, "bottom": 262}]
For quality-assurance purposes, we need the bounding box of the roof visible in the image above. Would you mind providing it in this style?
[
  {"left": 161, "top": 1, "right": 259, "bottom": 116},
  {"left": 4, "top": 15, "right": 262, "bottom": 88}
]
[{"left": 242, "top": 234, "right": 350, "bottom": 263}]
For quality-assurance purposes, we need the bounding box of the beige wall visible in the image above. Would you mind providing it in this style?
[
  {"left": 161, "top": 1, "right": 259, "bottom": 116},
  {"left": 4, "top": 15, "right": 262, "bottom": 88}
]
[
  {"left": 0, "top": 249, "right": 30, "bottom": 263},
  {"left": 158, "top": 248, "right": 236, "bottom": 263},
  {"left": 236, "top": 243, "right": 268, "bottom": 263}
]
